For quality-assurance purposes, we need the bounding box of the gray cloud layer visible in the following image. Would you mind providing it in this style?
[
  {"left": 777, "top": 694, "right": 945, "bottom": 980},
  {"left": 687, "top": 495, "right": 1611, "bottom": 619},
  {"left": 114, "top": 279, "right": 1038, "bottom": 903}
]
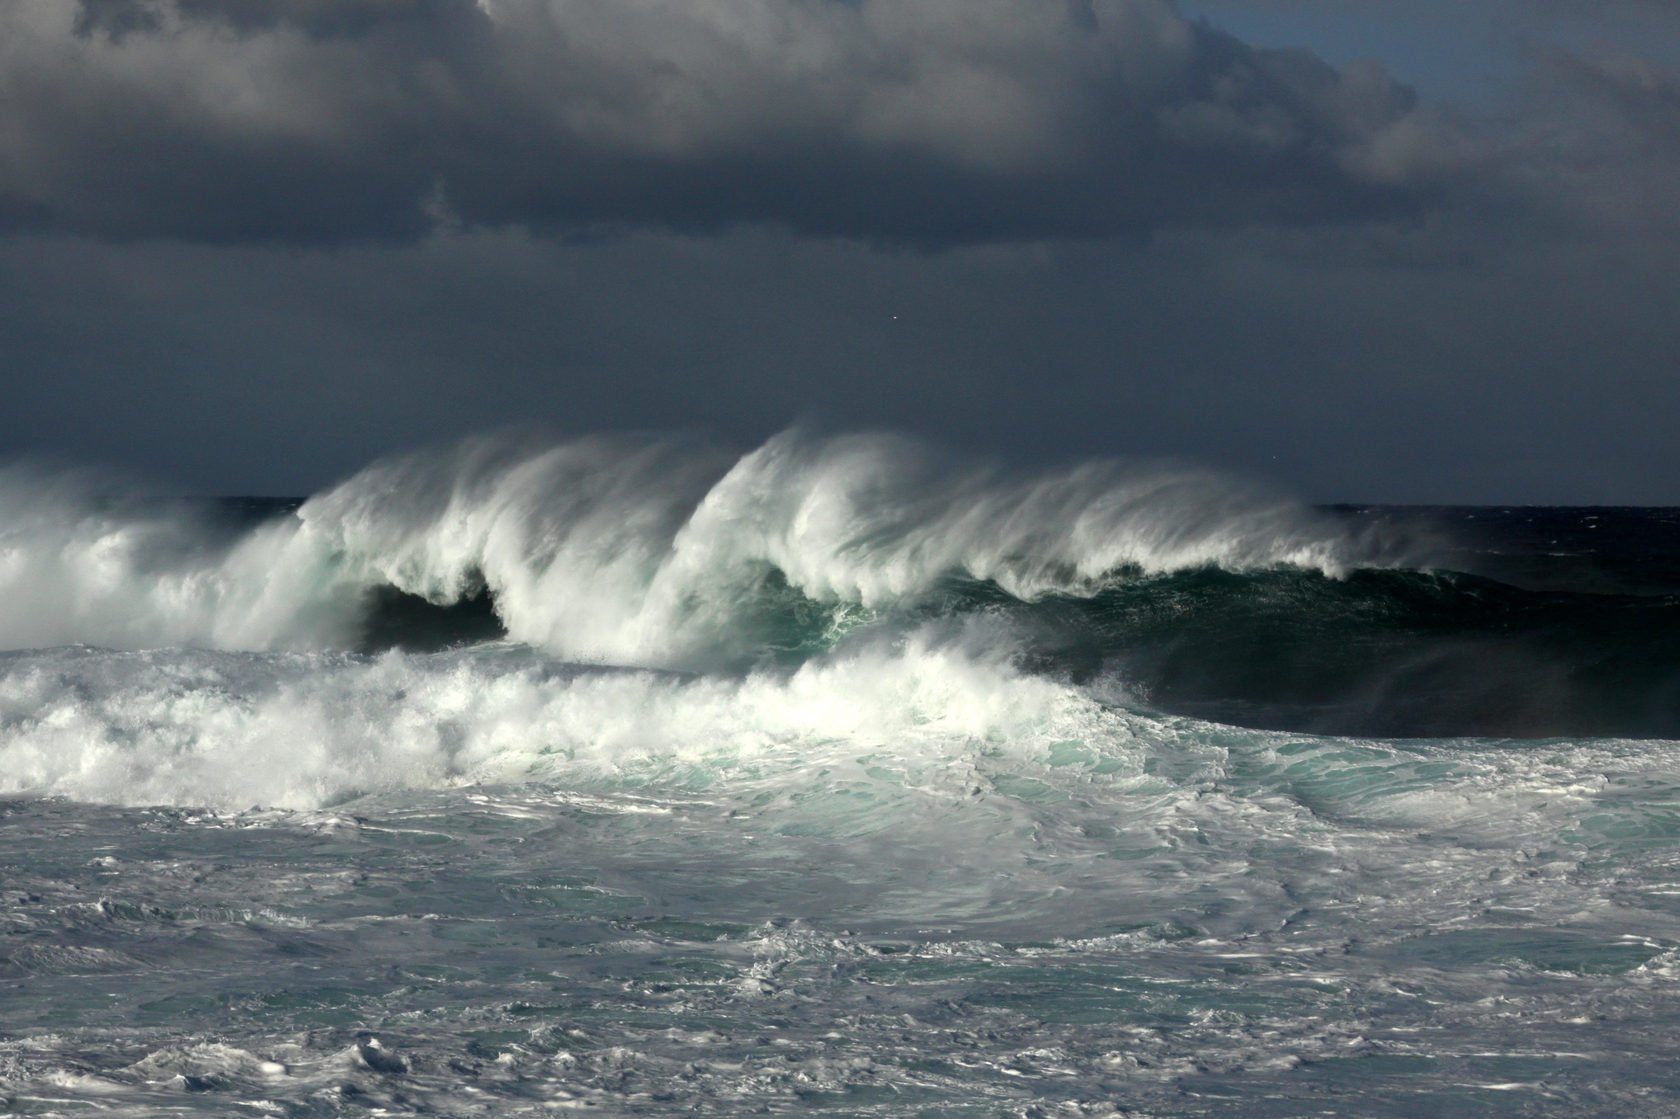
[
  {"left": 0, "top": 0, "right": 1464, "bottom": 243},
  {"left": 2, "top": 1, "right": 1677, "bottom": 502},
  {"left": 1512, "top": 47, "right": 1680, "bottom": 236}
]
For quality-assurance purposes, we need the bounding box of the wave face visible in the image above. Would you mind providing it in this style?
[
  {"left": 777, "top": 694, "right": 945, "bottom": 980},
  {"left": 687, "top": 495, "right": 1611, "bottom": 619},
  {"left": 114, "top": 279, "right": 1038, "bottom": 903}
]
[
  {"left": 1028, "top": 565, "right": 1680, "bottom": 738},
  {"left": 4, "top": 432, "right": 1680, "bottom": 1117}
]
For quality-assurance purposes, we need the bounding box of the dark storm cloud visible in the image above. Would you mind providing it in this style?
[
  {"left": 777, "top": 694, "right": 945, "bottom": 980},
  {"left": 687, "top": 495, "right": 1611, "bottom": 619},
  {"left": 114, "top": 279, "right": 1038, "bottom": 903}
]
[
  {"left": 4, "top": 219, "right": 1676, "bottom": 503},
  {"left": 0, "top": 0, "right": 1462, "bottom": 243},
  {"left": 75, "top": 0, "right": 465, "bottom": 40}
]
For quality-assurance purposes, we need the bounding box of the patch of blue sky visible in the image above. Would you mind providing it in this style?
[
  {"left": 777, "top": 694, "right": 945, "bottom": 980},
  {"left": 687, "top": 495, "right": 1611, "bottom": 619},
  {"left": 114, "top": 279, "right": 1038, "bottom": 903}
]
[{"left": 1174, "top": 1, "right": 1678, "bottom": 103}]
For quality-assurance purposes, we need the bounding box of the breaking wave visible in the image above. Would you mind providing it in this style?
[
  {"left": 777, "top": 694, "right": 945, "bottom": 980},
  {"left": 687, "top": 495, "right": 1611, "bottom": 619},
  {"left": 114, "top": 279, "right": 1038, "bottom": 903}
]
[{"left": 0, "top": 430, "right": 1390, "bottom": 667}]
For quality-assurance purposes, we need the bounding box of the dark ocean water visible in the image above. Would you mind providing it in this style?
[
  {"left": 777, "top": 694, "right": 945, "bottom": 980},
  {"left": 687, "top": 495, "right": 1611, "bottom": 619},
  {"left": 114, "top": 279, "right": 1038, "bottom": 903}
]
[
  {"left": 1058, "top": 506, "right": 1680, "bottom": 739},
  {"left": 2, "top": 433, "right": 1678, "bottom": 1116}
]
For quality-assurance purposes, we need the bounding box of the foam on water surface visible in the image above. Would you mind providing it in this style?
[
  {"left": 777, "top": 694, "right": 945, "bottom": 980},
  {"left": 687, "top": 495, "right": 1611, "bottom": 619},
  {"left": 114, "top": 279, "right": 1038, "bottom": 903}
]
[
  {"left": 2, "top": 636, "right": 1679, "bottom": 1114},
  {"left": 3, "top": 433, "right": 1680, "bottom": 1115}
]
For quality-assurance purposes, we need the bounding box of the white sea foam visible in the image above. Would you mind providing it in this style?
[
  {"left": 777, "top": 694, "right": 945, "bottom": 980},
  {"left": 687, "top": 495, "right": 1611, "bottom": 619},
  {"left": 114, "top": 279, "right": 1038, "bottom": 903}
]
[
  {"left": 0, "top": 430, "right": 1386, "bottom": 666},
  {"left": 3, "top": 620, "right": 1675, "bottom": 868},
  {"left": 0, "top": 628, "right": 1133, "bottom": 810}
]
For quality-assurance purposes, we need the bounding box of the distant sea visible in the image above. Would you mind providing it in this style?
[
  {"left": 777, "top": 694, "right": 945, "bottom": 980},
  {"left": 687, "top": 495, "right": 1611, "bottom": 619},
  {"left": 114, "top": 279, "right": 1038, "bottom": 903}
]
[{"left": 3, "top": 432, "right": 1678, "bottom": 1116}]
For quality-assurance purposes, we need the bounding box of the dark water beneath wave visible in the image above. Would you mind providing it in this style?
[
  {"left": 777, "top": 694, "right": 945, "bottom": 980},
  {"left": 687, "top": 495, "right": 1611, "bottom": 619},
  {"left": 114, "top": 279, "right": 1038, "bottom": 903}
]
[{"left": 1064, "top": 504, "right": 1680, "bottom": 738}]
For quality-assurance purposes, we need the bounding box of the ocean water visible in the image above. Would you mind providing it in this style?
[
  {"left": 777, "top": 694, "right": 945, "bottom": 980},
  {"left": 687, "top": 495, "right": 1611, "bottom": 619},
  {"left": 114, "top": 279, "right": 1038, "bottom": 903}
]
[{"left": 2, "top": 431, "right": 1679, "bottom": 1116}]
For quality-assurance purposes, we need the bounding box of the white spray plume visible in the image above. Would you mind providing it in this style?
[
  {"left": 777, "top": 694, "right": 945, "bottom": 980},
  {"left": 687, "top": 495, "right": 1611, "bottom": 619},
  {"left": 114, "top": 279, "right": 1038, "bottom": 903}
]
[{"left": 0, "top": 430, "right": 1387, "bottom": 666}]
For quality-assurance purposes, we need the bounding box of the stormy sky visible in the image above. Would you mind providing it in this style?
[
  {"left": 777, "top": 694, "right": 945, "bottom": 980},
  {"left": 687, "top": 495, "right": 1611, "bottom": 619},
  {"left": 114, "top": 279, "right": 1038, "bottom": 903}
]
[{"left": 1, "top": 0, "right": 1676, "bottom": 501}]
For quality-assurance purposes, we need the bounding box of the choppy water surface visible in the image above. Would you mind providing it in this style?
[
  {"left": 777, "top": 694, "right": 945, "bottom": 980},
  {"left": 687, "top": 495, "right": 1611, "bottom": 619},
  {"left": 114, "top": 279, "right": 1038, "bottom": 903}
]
[{"left": 2, "top": 433, "right": 1679, "bottom": 1115}]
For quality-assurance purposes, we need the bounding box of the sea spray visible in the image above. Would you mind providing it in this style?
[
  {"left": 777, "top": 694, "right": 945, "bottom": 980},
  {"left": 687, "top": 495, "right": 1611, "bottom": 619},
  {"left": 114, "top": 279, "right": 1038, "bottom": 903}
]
[{"left": 0, "top": 429, "right": 1386, "bottom": 667}]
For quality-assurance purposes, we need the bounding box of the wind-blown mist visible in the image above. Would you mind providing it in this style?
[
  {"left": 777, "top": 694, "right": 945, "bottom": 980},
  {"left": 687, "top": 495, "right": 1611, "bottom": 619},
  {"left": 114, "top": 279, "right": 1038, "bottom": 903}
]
[{"left": 0, "top": 430, "right": 1371, "bottom": 665}]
